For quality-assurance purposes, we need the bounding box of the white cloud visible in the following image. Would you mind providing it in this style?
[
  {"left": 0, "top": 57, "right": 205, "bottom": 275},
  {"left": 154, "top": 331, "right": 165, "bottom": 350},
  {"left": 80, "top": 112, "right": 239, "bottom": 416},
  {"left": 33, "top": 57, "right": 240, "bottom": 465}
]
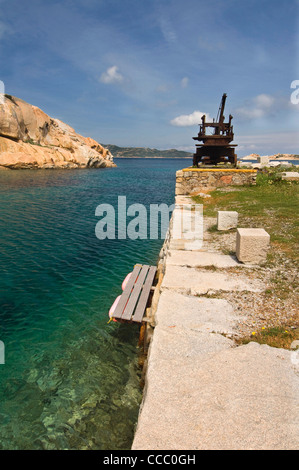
[
  {"left": 235, "top": 94, "right": 275, "bottom": 120},
  {"left": 100, "top": 65, "right": 124, "bottom": 84},
  {"left": 158, "top": 17, "right": 177, "bottom": 44},
  {"left": 254, "top": 94, "right": 275, "bottom": 108},
  {"left": 170, "top": 110, "right": 212, "bottom": 127},
  {"left": 181, "top": 77, "right": 189, "bottom": 88}
]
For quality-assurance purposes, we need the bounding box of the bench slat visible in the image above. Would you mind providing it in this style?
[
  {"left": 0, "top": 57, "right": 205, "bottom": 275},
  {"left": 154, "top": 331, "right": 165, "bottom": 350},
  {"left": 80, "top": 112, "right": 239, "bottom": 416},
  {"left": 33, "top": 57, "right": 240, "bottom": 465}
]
[
  {"left": 121, "top": 265, "right": 150, "bottom": 321},
  {"left": 112, "top": 265, "right": 142, "bottom": 319},
  {"left": 132, "top": 266, "right": 157, "bottom": 323}
]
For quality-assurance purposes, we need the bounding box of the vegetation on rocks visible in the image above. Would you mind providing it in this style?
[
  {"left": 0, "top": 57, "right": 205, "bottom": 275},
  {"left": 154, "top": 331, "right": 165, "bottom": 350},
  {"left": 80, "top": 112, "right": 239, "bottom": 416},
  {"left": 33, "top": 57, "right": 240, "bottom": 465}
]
[{"left": 236, "top": 326, "right": 299, "bottom": 350}]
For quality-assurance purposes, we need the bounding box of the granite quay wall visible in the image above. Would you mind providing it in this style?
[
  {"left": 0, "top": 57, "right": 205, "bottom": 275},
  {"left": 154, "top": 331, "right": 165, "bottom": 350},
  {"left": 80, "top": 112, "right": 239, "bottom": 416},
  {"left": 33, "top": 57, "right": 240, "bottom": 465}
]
[{"left": 176, "top": 168, "right": 257, "bottom": 195}]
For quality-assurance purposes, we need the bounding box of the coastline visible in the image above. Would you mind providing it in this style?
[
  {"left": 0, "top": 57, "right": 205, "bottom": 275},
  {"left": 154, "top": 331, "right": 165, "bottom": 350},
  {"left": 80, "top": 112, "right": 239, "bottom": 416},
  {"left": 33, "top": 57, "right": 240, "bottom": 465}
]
[
  {"left": 115, "top": 156, "right": 299, "bottom": 160},
  {"left": 114, "top": 156, "right": 192, "bottom": 159}
]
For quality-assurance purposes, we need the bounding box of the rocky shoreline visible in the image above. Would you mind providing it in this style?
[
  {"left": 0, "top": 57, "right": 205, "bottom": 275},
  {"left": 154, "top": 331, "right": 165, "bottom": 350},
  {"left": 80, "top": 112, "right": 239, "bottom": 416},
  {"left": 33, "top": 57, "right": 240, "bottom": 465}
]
[{"left": 0, "top": 95, "right": 115, "bottom": 170}]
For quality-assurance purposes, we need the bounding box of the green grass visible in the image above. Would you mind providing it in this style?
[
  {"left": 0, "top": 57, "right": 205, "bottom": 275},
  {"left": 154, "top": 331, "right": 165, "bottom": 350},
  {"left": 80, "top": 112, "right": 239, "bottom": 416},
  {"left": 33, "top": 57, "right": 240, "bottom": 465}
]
[
  {"left": 192, "top": 170, "right": 299, "bottom": 262},
  {"left": 207, "top": 224, "right": 218, "bottom": 233},
  {"left": 236, "top": 326, "right": 299, "bottom": 350},
  {"left": 191, "top": 169, "right": 299, "bottom": 348},
  {"left": 207, "top": 224, "right": 236, "bottom": 234}
]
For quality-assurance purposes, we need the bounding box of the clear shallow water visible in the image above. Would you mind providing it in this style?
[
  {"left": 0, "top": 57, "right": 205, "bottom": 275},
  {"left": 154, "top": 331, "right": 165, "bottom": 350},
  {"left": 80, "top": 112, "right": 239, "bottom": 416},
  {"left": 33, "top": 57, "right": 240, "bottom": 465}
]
[{"left": 0, "top": 158, "right": 190, "bottom": 450}]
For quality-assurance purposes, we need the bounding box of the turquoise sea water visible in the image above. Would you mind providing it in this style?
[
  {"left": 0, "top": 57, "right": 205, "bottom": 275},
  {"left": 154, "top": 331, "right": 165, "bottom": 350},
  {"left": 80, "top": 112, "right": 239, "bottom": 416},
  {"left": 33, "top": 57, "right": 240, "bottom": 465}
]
[{"left": 0, "top": 158, "right": 190, "bottom": 450}]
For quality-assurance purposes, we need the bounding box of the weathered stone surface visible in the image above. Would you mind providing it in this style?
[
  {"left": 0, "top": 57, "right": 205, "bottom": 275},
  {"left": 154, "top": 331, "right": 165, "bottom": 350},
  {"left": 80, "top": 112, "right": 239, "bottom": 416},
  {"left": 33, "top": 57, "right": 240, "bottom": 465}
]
[
  {"left": 282, "top": 172, "right": 299, "bottom": 181},
  {"left": 257, "top": 155, "right": 270, "bottom": 165},
  {"left": 133, "top": 341, "right": 299, "bottom": 450},
  {"left": 133, "top": 199, "right": 298, "bottom": 451},
  {"left": 236, "top": 228, "right": 270, "bottom": 264},
  {"left": 217, "top": 211, "right": 238, "bottom": 230},
  {"left": 0, "top": 95, "right": 116, "bottom": 169},
  {"left": 166, "top": 250, "right": 242, "bottom": 268},
  {"left": 175, "top": 168, "right": 257, "bottom": 195},
  {"left": 219, "top": 174, "right": 233, "bottom": 184},
  {"left": 154, "top": 291, "right": 238, "bottom": 335},
  {"left": 161, "top": 265, "right": 263, "bottom": 295}
]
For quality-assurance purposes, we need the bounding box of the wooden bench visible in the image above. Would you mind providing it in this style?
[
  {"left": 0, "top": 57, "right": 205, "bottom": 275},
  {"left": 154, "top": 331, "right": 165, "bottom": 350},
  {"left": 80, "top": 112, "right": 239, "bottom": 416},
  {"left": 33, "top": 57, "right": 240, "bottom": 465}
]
[{"left": 111, "top": 264, "right": 157, "bottom": 323}]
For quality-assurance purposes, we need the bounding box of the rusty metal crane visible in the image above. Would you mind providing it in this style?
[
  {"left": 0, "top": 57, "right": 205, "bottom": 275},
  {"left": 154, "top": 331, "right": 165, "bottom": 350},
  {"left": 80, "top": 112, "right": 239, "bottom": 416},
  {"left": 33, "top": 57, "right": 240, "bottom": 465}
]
[{"left": 192, "top": 93, "right": 237, "bottom": 167}]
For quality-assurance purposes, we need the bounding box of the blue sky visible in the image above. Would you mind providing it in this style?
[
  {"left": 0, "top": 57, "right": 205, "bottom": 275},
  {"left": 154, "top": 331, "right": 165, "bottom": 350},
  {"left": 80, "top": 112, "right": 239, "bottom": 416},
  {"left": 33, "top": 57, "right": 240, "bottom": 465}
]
[{"left": 0, "top": 0, "right": 298, "bottom": 156}]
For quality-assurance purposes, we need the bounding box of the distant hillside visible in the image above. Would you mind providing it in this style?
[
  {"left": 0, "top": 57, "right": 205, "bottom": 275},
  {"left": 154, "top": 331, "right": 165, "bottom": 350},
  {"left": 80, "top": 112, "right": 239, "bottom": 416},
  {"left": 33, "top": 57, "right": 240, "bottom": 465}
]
[{"left": 103, "top": 144, "right": 193, "bottom": 159}]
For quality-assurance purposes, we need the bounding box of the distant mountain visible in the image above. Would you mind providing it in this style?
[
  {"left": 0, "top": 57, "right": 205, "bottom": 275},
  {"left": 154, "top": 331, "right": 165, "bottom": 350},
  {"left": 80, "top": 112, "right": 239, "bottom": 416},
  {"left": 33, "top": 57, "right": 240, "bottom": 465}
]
[{"left": 103, "top": 144, "right": 193, "bottom": 159}]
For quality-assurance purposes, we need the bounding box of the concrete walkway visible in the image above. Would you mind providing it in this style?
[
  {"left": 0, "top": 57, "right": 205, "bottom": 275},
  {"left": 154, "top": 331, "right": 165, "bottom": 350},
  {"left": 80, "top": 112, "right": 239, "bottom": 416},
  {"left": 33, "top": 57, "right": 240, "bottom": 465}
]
[{"left": 132, "top": 197, "right": 299, "bottom": 450}]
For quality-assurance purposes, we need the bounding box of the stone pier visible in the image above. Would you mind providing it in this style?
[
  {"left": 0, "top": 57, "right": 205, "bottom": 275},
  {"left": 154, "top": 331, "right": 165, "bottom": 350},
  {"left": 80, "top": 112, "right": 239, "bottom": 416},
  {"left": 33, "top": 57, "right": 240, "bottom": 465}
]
[
  {"left": 175, "top": 168, "right": 257, "bottom": 196},
  {"left": 131, "top": 173, "right": 299, "bottom": 450}
]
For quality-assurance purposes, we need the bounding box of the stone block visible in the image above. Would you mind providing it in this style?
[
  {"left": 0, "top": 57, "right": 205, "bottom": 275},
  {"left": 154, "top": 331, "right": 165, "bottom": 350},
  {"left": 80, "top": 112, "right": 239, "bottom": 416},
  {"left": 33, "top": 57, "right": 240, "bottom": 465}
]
[
  {"left": 175, "top": 184, "right": 185, "bottom": 196},
  {"left": 282, "top": 172, "right": 299, "bottom": 181},
  {"left": 257, "top": 155, "right": 269, "bottom": 166},
  {"left": 217, "top": 211, "right": 238, "bottom": 230},
  {"left": 236, "top": 228, "right": 270, "bottom": 264}
]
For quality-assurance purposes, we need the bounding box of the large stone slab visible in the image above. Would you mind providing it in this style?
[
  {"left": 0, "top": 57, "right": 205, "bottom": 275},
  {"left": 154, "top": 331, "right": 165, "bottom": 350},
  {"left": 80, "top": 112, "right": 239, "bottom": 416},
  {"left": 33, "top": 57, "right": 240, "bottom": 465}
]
[
  {"left": 282, "top": 172, "right": 299, "bottom": 181},
  {"left": 168, "top": 238, "right": 206, "bottom": 251},
  {"left": 132, "top": 342, "right": 299, "bottom": 450},
  {"left": 148, "top": 326, "right": 233, "bottom": 365},
  {"left": 166, "top": 250, "right": 242, "bottom": 268},
  {"left": 161, "top": 265, "right": 262, "bottom": 295},
  {"left": 155, "top": 290, "right": 238, "bottom": 334}
]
